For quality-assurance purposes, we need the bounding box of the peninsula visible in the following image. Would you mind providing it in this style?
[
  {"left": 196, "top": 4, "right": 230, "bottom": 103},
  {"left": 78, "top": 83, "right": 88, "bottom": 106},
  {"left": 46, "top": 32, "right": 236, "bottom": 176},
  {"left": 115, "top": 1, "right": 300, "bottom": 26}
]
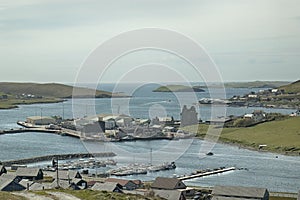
[
  {"left": 0, "top": 82, "right": 127, "bottom": 109},
  {"left": 153, "top": 85, "right": 205, "bottom": 92}
]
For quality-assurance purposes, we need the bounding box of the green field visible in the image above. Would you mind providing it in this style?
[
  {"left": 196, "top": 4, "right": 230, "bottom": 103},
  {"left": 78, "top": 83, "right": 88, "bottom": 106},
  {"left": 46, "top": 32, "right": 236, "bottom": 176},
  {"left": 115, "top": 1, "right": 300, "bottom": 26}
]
[
  {"left": 279, "top": 80, "right": 300, "bottom": 93},
  {"left": 270, "top": 197, "right": 296, "bottom": 200},
  {"left": 220, "top": 117, "right": 300, "bottom": 154},
  {"left": 182, "top": 117, "right": 300, "bottom": 155}
]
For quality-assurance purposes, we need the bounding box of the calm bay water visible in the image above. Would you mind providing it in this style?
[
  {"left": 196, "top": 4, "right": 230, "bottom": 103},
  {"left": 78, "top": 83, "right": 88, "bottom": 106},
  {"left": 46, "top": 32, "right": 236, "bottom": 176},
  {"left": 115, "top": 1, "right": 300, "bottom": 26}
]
[{"left": 0, "top": 83, "right": 299, "bottom": 192}]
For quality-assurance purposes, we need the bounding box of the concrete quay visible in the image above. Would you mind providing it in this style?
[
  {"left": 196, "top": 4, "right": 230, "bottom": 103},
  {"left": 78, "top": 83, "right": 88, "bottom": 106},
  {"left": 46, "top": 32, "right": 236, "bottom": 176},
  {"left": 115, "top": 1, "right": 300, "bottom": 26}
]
[{"left": 179, "top": 167, "right": 236, "bottom": 181}]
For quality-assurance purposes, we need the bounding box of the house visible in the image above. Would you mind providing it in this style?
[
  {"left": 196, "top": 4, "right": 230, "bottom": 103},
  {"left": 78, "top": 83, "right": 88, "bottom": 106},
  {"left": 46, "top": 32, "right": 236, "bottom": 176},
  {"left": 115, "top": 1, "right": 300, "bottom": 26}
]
[
  {"left": 248, "top": 94, "right": 258, "bottom": 98},
  {"left": 16, "top": 167, "right": 43, "bottom": 181},
  {"left": 212, "top": 185, "right": 269, "bottom": 200},
  {"left": 81, "top": 121, "right": 105, "bottom": 135},
  {"left": 19, "top": 180, "right": 51, "bottom": 191},
  {"left": 0, "top": 174, "right": 20, "bottom": 183},
  {"left": 57, "top": 170, "right": 82, "bottom": 181},
  {"left": 49, "top": 179, "right": 86, "bottom": 190},
  {"left": 252, "top": 110, "right": 266, "bottom": 121},
  {"left": 244, "top": 110, "right": 265, "bottom": 122},
  {"left": 151, "top": 177, "right": 186, "bottom": 190},
  {"left": 0, "top": 165, "right": 7, "bottom": 176},
  {"left": 153, "top": 189, "right": 186, "bottom": 200},
  {"left": 152, "top": 116, "right": 174, "bottom": 126},
  {"left": 72, "top": 178, "right": 87, "bottom": 189},
  {"left": 105, "top": 178, "right": 141, "bottom": 190},
  {"left": 205, "top": 117, "right": 232, "bottom": 125},
  {"left": 11, "top": 164, "right": 27, "bottom": 171},
  {"left": 0, "top": 176, "right": 25, "bottom": 191},
  {"left": 298, "top": 190, "right": 300, "bottom": 200},
  {"left": 92, "top": 182, "right": 123, "bottom": 193},
  {"left": 26, "top": 116, "right": 56, "bottom": 125}
]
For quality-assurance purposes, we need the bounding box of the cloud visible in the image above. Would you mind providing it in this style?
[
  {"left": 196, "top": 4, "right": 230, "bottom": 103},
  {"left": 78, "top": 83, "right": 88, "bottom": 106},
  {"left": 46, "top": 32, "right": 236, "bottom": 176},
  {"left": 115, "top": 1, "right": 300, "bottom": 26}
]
[{"left": 1, "top": 0, "right": 300, "bottom": 82}]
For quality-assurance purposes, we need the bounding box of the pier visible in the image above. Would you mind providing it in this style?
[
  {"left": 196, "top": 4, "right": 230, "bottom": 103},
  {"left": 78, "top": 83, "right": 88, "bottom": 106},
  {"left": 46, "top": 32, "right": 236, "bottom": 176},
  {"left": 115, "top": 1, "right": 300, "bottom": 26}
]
[
  {"left": 1, "top": 152, "right": 116, "bottom": 166},
  {"left": 0, "top": 123, "right": 81, "bottom": 138},
  {"left": 179, "top": 167, "right": 236, "bottom": 181}
]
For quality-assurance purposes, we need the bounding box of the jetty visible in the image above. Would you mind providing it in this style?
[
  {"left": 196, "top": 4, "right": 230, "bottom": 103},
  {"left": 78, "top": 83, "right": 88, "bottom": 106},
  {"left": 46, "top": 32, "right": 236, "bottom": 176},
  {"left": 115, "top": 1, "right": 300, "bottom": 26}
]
[
  {"left": 1, "top": 152, "right": 116, "bottom": 166},
  {"left": 0, "top": 123, "right": 81, "bottom": 138},
  {"left": 178, "top": 167, "right": 236, "bottom": 181}
]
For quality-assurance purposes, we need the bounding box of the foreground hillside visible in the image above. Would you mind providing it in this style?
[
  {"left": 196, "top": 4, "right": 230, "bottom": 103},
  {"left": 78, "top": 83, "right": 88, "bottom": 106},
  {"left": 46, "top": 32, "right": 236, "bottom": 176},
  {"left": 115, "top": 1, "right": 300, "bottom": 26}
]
[
  {"left": 1, "top": 190, "right": 163, "bottom": 200},
  {"left": 1, "top": 190, "right": 296, "bottom": 200}
]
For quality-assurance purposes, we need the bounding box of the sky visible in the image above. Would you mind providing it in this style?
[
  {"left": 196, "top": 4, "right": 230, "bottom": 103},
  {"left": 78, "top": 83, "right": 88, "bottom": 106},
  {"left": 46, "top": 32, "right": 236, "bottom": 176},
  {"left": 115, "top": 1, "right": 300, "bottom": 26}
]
[{"left": 0, "top": 0, "right": 299, "bottom": 83}]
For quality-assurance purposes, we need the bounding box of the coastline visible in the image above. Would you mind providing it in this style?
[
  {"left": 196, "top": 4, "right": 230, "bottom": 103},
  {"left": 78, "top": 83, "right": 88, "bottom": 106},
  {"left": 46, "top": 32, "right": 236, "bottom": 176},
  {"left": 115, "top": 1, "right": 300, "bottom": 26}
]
[
  {"left": 0, "top": 98, "right": 65, "bottom": 110},
  {"left": 194, "top": 134, "right": 300, "bottom": 157}
]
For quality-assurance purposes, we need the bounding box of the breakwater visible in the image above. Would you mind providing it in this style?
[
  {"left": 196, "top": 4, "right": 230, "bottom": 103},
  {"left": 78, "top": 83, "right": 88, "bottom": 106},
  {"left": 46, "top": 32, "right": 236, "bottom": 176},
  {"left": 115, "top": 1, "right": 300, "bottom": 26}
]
[
  {"left": 179, "top": 167, "right": 236, "bottom": 181},
  {"left": 1, "top": 152, "right": 116, "bottom": 166}
]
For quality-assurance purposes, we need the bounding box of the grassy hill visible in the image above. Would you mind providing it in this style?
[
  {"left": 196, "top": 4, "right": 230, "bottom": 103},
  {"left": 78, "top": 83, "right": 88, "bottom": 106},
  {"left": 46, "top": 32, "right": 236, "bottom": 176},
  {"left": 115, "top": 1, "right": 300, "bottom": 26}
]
[
  {"left": 0, "top": 82, "right": 127, "bottom": 109},
  {"left": 278, "top": 80, "right": 300, "bottom": 93},
  {"left": 0, "top": 82, "right": 112, "bottom": 98},
  {"left": 220, "top": 117, "right": 300, "bottom": 154},
  {"left": 182, "top": 117, "right": 300, "bottom": 155},
  {"left": 224, "top": 81, "right": 290, "bottom": 88},
  {"left": 1, "top": 189, "right": 164, "bottom": 200}
]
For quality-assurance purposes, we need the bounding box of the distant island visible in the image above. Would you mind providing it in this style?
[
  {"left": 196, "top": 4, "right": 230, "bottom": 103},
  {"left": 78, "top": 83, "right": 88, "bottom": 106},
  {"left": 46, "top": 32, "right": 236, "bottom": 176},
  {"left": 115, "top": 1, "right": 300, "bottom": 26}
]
[
  {"left": 0, "top": 82, "right": 128, "bottom": 109},
  {"left": 153, "top": 85, "right": 205, "bottom": 92}
]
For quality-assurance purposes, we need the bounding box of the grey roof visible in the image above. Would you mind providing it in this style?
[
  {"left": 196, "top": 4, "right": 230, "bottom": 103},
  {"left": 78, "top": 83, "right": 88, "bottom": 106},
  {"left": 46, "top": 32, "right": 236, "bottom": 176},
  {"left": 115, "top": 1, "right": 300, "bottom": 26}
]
[
  {"left": 153, "top": 189, "right": 184, "bottom": 200},
  {"left": 27, "top": 116, "right": 54, "bottom": 120},
  {"left": 151, "top": 177, "right": 186, "bottom": 190},
  {"left": 212, "top": 186, "right": 268, "bottom": 199},
  {"left": 0, "top": 176, "right": 13, "bottom": 190},
  {"left": 0, "top": 176, "right": 25, "bottom": 191},
  {"left": 19, "top": 179, "right": 51, "bottom": 191},
  {"left": 0, "top": 174, "right": 17, "bottom": 180},
  {"left": 92, "top": 182, "right": 122, "bottom": 192},
  {"left": 19, "top": 179, "right": 33, "bottom": 188},
  {"left": 50, "top": 180, "right": 71, "bottom": 189},
  {"left": 57, "top": 170, "right": 81, "bottom": 180},
  {"left": 16, "top": 168, "right": 42, "bottom": 177}
]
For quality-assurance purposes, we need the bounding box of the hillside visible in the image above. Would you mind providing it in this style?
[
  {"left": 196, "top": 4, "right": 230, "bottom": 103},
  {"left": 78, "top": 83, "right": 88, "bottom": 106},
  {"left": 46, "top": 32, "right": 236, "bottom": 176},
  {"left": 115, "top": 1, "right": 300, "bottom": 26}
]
[
  {"left": 224, "top": 81, "right": 290, "bottom": 88},
  {"left": 153, "top": 85, "right": 205, "bottom": 92},
  {"left": 0, "top": 82, "right": 112, "bottom": 98},
  {"left": 220, "top": 117, "right": 300, "bottom": 154},
  {"left": 0, "top": 82, "right": 127, "bottom": 109},
  {"left": 278, "top": 80, "right": 300, "bottom": 93}
]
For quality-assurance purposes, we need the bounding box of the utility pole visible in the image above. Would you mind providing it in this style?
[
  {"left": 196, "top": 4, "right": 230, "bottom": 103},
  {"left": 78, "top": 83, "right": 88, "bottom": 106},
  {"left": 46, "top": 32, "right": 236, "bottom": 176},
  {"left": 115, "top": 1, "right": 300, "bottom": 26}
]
[
  {"left": 150, "top": 148, "right": 152, "bottom": 166},
  {"left": 52, "top": 156, "right": 59, "bottom": 188}
]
